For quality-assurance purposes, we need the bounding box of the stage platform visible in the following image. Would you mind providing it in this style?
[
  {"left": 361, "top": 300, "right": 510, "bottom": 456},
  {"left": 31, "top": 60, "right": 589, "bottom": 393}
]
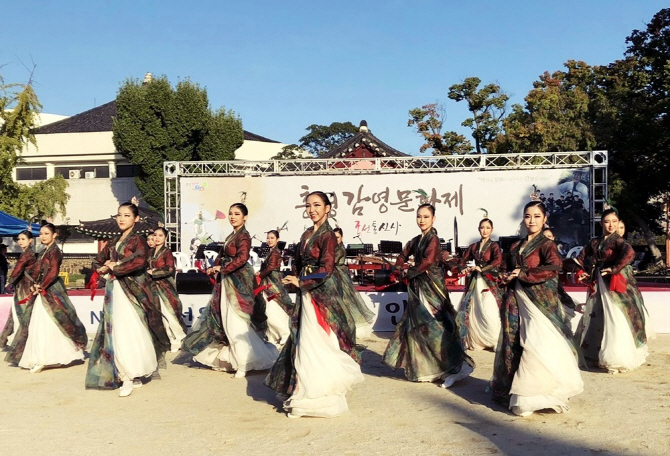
[{"left": 1, "top": 283, "right": 668, "bottom": 334}]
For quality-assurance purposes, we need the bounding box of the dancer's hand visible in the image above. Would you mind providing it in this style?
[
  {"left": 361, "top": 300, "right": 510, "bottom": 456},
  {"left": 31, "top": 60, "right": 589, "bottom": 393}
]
[
  {"left": 577, "top": 271, "right": 590, "bottom": 282},
  {"left": 600, "top": 268, "right": 612, "bottom": 276},
  {"left": 472, "top": 266, "right": 482, "bottom": 273},
  {"left": 575, "top": 304, "right": 585, "bottom": 314},
  {"left": 282, "top": 275, "right": 299, "bottom": 287},
  {"left": 97, "top": 266, "right": 110, "bottom": 274}
]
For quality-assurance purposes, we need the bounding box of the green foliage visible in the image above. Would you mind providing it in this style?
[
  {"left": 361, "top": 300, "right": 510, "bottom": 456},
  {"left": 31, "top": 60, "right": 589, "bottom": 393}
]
[
  {"left": 113, "top": 76, "right": 243, "bottom": 209},
  {"left": 0, "top": 74, "right": 70, "bottom": 220},
  {"left": 447, "top": 77, "right": 508, "bottom": 154},
  {"left": 493, "top": 61, "right": 599, "bottom": 154},
  {"left": 298, "top": 121, "right": 358, "bottom": 157},
  {"left": 271, "top": 144, "right": 303, "bottom": 160},
  {"left": 407, "top": 103, "right": 473, "bottom": 155}
]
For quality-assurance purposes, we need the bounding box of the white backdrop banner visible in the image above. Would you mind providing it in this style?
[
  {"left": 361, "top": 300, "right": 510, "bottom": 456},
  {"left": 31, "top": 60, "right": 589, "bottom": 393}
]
[{"left": 178, "top": 168, "right": 591, "bottom": 252}]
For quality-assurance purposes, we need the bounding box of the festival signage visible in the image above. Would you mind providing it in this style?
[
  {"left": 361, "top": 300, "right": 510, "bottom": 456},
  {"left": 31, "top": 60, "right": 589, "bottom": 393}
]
[{"left": 179, "top": 168, "right": 591, "bottom": 252}]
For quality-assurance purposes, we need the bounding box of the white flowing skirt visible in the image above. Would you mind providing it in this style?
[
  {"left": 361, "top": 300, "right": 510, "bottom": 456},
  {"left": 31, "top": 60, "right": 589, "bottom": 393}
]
[
  {"left": 6, "top": 300, "right": 20, "bottom": 346},
  {"left": 285, "top": 292, "right": 364, "bottom": 418},
  {"left": 265, "top": 300, "right": 290, "bottom": 345},
  {"left": 159, "top": 296, "right": 186, "bottom": 352},
  {"left": 461, "top": 276, "right": 501, "bottom": 350},
  {"left": 110, "top": 280, "right": 158, "bottom": 381},
  {"left": 509, "top": 283, "right": 583, "bottom": 414},
  {"left": 593, "top": 276, "right": 648, "bottom": 371},
  {"left": 194, "top": 282, "right": 278, "bottom": 372},
  {"left": 18, "top": 295, "right": 84, "bottom": 369}
]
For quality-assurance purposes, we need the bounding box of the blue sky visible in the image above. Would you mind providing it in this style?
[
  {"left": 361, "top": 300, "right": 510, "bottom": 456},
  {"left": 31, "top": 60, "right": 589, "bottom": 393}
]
[{"left": 2, "top": 1, "right": 666, "bottom": 154}]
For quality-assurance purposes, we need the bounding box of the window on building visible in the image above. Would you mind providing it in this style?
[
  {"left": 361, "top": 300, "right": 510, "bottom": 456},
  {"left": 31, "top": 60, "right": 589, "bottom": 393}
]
[
  {"left": 116, "top": 164, "right": 141, "bottom": 178},
  {"left": 16, "top": 167, "right": 47, "bottom": 180},
  {"left": 55, "top": 166, "right": 110, "bottom": 179}
]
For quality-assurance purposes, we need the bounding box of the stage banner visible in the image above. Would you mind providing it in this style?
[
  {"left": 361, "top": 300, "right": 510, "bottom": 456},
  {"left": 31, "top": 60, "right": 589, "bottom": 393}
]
[{"left": 179, "top": 168, "right": 591, "bottom": 253}]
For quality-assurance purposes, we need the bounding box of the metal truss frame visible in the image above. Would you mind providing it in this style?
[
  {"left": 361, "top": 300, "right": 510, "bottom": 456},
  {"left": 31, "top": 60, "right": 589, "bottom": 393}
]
[{"left": 164, "top": 151, "right": 608, "bottom": 251}]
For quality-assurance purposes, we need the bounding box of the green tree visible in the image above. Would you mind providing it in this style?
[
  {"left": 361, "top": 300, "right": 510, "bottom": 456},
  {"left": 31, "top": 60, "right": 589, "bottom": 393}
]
[
  {"left": 113, "top": 76, "right": 243, "bottom": 209},
  {"left": 297, "top": 121, "right": 358, "bottom": 157},
  {"left": 492, "top": 61, "right": 599, "bottom": 154},
  {"left": 448, "top": 77, "right": 508, "bottom": 154},
  {"left": 407, "top": 103, "right": 474, "bottom": 155},
  {"left": 0, "top": 73, "right": 69, "bottom": 220},
  {"left": 271, "top": 144, "right": 303, "bottom": 160}
]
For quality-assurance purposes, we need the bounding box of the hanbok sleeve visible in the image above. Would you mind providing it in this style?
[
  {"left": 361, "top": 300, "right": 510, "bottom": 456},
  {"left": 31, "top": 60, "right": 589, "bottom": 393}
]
[
  {"left": 152, "top": 249, "right": 176, "bottom": 279},
  {"left": 220, "top": 235, "right": 251, "bottom": 275},
  {"left": 458, "top": 244, "right": 475, "bottom": 272},
  {"left": 112, "top": 236, "right": 149, "bottom": 276},
  {"left": 92, "top": 242, "right": 112, "bottom": 271},
  {"left": 481, "top": 242, "right": 502, "bottom": 272},
  {"left": 611, "top": 237, "right": 635, "bottom": 275},
  {"left": 407, "top": 236, "right": 440, "bottom": 280},
  {"left": 259, "top": 249, "right": 281, "bottom": 280},
  {"left": 299, "top": 231, "right": 336, "bottom": 292},
  {"left": 517, "top": 241, "right": 562, "bottom": 284},
  {"left": 39, "top": 248, "right": 62, "bottom": 289},
  {"left": 394, "top": 240, "right": 412, "bottom": 271},
  {"left": 8, "top": 251, "right": 36, "bottom": 286}
]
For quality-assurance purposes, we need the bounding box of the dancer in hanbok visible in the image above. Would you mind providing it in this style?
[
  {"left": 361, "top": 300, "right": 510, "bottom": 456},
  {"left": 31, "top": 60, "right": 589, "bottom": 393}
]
[
  {"left": 455, "top": 218, "right": 503, "bottom": 350},
  {"left": 382, "top": 204, "right": 474, "bottom": 388},
  {"left": 575, "top": 209, "right": 653, "bottom": 374},
  {"left": 148, "top": 228, "right": 187, "bottom": 352},
  {"left": 180, "top": 203, "right": 278, "bottom": 377},
  {"left": 5, "top": 224, "right": 87, "bottom": 373},
  {"left": 86, "top": 202, "right": 170, "bottom": 397},
  {"left": 266, "top": 191, "right": 363, "bottom": 418},
  {"left": 0, "top": 230, "right": 36, "bottom": 348},
  {"left": 491, "top": 201, "right": 583, "bottom": 417},
  {"left": 257, "top": 230, "right": 292, "bottom": 344},
  {"left": 333, "top": 228, "right": 376, "bottom": 339}
]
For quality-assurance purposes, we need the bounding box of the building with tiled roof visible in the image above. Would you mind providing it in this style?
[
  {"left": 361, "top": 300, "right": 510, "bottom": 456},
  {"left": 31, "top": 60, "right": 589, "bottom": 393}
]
[{"left": 320, "top": 120, "right": 410, "bottom": 159}]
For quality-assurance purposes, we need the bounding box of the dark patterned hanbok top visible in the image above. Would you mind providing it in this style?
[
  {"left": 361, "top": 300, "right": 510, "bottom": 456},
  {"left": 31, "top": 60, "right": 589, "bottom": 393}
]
[
  {"left": 575, "top": 234, "right": 647, "bottom": 348},
  {"left": 455, "top": 239, "right": 503, "bottom": 343},
  {"left": 181, "top": 227, "right": 268, "bottom": 356},
  {"left": 5, "top": 244, "right": 87, "bottom": 364},
  {"left": 490, "top": 234, "right": 576, "bottom": 404},
  {"left": 258, "top": 246, "right": 293, "bottom": 314},
  {"left": 382, "top": 228, "right": 473, "bottom": 381},
  {"left": 0, "top": 247, "right": 36, "bottom": 347},
  {"left": 266, "top": 221, "right": 359, "bottom": 396},
  {"left": 149, "top": 246, "right": 186, "bottom": 332},
  {"left": 86, "top": 230, "right": 170, "bottom": 389}
]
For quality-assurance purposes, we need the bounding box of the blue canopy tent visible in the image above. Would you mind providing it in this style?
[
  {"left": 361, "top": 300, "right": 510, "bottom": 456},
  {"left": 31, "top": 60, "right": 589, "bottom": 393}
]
[{"left": 0, "top": 211, "right": 41, "bottom": 237}]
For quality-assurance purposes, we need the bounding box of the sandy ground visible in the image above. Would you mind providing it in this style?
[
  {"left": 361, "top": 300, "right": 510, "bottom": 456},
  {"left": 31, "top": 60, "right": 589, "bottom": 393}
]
[{"left": 0, "top": 334, "right": 669, "bottom": 456}]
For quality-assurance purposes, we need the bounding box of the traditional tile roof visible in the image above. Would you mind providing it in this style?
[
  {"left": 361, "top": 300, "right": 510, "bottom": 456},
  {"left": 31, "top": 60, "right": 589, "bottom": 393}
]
[
  {"left": 320, "top": 121, "right": 410, "bottom": 158},
  {"left": 34, "top": 101, "right": 279, "bottom": 142},
  {"left": 75, "top": 205, "right": 162, "bottom": 239}
]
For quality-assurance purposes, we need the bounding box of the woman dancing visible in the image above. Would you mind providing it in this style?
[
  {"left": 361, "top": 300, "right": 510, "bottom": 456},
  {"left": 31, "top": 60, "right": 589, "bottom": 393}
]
[
  {"left": 86, "top": 202, "right": 170, "bottom": 397},
  {"left": 491, "top": 201, "right": 583, "bottom": 417},
  {"left": 455, "top": 218, "right": 503, "bottom": 351},
  {"left": 148, "top": 227, "right": 187, "bottom": 352},
  {"left": 333, "top": 227, "right": 376, "bottom": 339},
  {"left": 575, "top": 209, "right": 653, "bottom": 374},
  {"left": 382, "top": 204, "right": 474, "bottom": 388},
  {"left": 257, "top": 230, "right": 292, "bottom": 344},
  {"left": 180, "top": 203, "right": 278, "bottom": 377},
  {"left": 6, "top": 224, "right": 87, "bottom": 373},
  {"left": 266, "top": 191, "right": 363, "bottom": 418},
  {"left": 0, "top": 230, "right": 36, "bottom": 348}
]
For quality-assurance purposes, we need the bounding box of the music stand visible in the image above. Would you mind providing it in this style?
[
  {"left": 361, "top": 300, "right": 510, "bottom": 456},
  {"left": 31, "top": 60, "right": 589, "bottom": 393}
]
[
  {"left": 346, "top": 243, "right": 365, "bottom": 257},
  {"left": 440, "top": 242, "right": 452, "bottom": 252},
  {"left": 364, "top": 244, "right": 374, "bottom": 255},
  {"left": 378, "top": 240, "right": 403, "bottom": 254}
]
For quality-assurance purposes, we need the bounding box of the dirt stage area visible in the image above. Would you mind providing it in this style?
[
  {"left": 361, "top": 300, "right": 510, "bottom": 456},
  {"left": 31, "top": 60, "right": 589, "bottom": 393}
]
[{"left": 1, "top": 334, "right": 668, "bottom": 456}]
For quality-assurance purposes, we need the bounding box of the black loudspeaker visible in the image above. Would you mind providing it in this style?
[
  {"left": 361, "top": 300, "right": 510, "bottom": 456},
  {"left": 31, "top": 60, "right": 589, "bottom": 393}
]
[{"left": 176, "top": 271, "right": 213, "bottom": 294}]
